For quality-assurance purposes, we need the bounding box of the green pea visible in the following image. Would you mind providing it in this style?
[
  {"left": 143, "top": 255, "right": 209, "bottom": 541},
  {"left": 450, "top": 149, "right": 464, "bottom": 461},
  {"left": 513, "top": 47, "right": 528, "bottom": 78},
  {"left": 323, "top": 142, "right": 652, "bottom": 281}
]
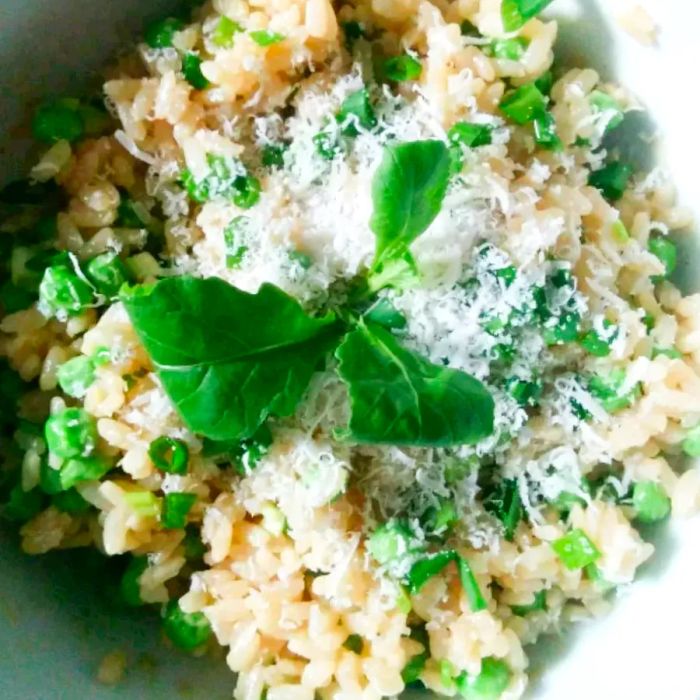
[
  {"left": 632, "top": 481, "right": 671, "bottom": 523},
  {"left": 148, "top": 436, "right": 189, "bottom": 474},
  {"left": 648, "top": 234, "right": 677, "bottom": 280},
  {"left": 162, "top": 492, "right": 197, "bottom": 529},
  {"left": 383, "top": 54, "right": 422, "bottom": 81},
  {"left": 45, "top": 407, "right": 97, "bottom": 459},
  {"left": 232, "top": 175, "right": 261, "bottom": 209},
  {"left": 455, "top": 657, "right": 512, "bottom": 699},
  {"left": 162, "top": 599, "right": 212, "bottom": 650},
  {"left": 38, "top": 265, "right": 94, "bottom": 317},
  {"left": 57, "top": 356, "right": 96, "bottom": 398},
  {"left": 85, "top": 252, "right": 130, "bottom": 297}
]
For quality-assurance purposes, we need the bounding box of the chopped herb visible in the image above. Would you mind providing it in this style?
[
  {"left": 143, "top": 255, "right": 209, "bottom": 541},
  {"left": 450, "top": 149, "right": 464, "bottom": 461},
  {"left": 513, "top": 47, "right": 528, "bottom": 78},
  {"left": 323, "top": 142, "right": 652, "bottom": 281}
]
[
  {"left": 511, "top": 590, "right": 547, "bottom": 616},
  {"left": 212, "top": 16, "right": 243, "bottom": 47},
  {"left": 144, "top": 17, "right": 184, "bottom": 48},
  {"left": 122, "top": 491, "right": 161, "bottom": 518},
  {"left": 182, "top": 52, "right": 209, "bottom": 89},
  {"left": 533, "top": 110, "right": 561, "bottom": 150},
  {"left": 162, "top": 492, "right": 197, "bottom": 529},
  {"left": 454, "top": 657, "right": 512, "bottom": 700},
  {"left": 45, "top": 407, "right": 97, "bottom": 459},
  {"left": 588, "top": 161, "right": 633, "bottom": 201},
  {"left": 57, "top": 355, "right": 96, "bottom": 398},
  {"left": 632, "top": 481, "right": 671, "bottom": 523},
  {"left": 250, "top": 30, "right": 285, "bottom": 47},
  {"left": 163, "top": 599, "right": 212, "bottom": 650},
  {"left": 552, "top": 528, "right": 600, "bottom": 570},
  {"left": 336, "top": 89, "right": 376, "bottom": 136},
  {"left": 406, "top": 551, "right": 456, "bottom": 593},
  {"left": 588, "top": 369, "right": 640, "bottom": 413},
  {"left": 579, "top": 322, "right": 618, "bottom": 357},
  {"left": 148, "top": 436, "right": 190, "bottom": 475},
  {"left": 499, "top": 83, "right": 547, "bottom": 125},
  {"left": 223, "top": 217, "right": 249, "bottom": 269},
  {"left": 648, "top": 234, "right": 677, "bottom": 280},
  {"left": 589, "top": 90, "right": 624, "bottom": 131},
  {"left": 483, "top": 479, "right": 522, "bottom": 541},
  {"left": 502, "top": 0, "right": 554, "bottom": 32},
  {"left": 313, "top": 130, "right": 340, "bottom": 160},
  {"left": 490, "top": 37, "right": 529, "bottom": 60},
  {"left": 384, "top": 54, "right": 423, "bottom": 81},
  {"left": 534, "top": 70, "right": 554, "bottom": 96}
]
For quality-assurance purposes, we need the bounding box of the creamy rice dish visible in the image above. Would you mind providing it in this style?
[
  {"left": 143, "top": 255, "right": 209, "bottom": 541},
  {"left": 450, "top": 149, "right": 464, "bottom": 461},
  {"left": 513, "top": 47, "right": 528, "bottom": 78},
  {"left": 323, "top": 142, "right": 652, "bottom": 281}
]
[{"left": 2, "top": 0, "right": 699, "bottom": 698}]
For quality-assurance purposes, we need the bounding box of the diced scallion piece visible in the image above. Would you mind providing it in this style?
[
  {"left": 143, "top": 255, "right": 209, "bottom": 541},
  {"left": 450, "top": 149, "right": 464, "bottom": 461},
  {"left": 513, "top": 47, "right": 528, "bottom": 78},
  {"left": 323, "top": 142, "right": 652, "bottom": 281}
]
[
  {"left": 59, "top": 455, "right": 112, "bottom": 490},
  {"left": 505, "top": 376, "right": 542, "bottom": 407},
  {"left": 32, "top": 101, "right": 84, "bottom": 144},
  {"left": 534, "top": 70, "right": 553, "bottom": 96},
  {"left": 336, "top": 88, "right": 377, "bottom": 136},
  {"left": 589, "top": 90, "right": 624, "bottom": 132},
  {"left": 454, "top": 657, "right": 512, "bottom": 700},
  {"left": 682, "top": 424, "right": 700, "bottom": 457},
  {"left": 484, "top": 479, "right": 522, "bottom": 541},
  {"left": 121, "top": 556, "right": 148, "bottom": 607},
  {"left": 499, "top": 83, "right": 548, "bottom": 124},
  {"left": 182, "top": 53, "right": 209, "bottom": 89},
  {"left": 144, "top": 17, "right": 184, "bottom": 48},
  {"left": 588, "top": 369, "right": 640, "bottom": 413},
  {"left": 38, "top": 264, "right": 94, "bottom": 318},
  {"left": 45, "top": 407, "right": 97, "bottom": 459},
  {"left": 552, "top": 528, "right": 600, "bottom": 570},
  {"left": 611, "top": 219, "right": 630, "bottom": 243},
  {"left": 223, "top": 216, "right": 248, "bottom": 269},
  {"left": 632, "top": 481, "right": 671, "bottom": 523},
  {"left": 57, "top": 355, "right": 96, "bottom": 398},
  {"left": 149, "top": 437, "right": 189, "bottom": 474},
  {"left": 52, "top": 488, "right": 91, "bottom": 514},
  {"left": 232, "top": 175, "right": 261, "bottom": 209},
  {"left": 406, "top": 551, "right": 455, "bottom": 593},
  {"left": 533, "top": 111, "right": 561, "bottom": 150},
  {"left": 579, "top": 321, "right": 618, "bottom": 357},
  {"left": 457, "top": 555, "right": 487, "bottom": 611},
  {"left": 212, "top": 16, "right": 242, "bottom": 47},
  {"left": 261, "top": 143, "right": 286, "bottom": 169},
  {"left": 652, "top": 347, "right": 682, "bottom": 360},
  {"left": 402, "top": 648, "right": 427, "bottom": 685},
  {"left": 384, "top": 54, "right": 423, "bottom": 81},
  {"left": 163, "top": 599, "right": 213, "bottom": 651},
  {"left": 448, "top": 122, "right": 494, "bottom": 149},
  {"left": 648, "top": 234, "right": 677, "bottom": 280},
  {"left": 588, "top": 161, "right": 633, "bottom": 201},
  {"left": 511, "top": 590, "right": 547, "bottom": 616},
  {"left": 490, "top": 37, "right": 529, "bottom": 60},
  {"left": 313, "top": 130, "right": 340, "bottom": 160},
  {"left": 123, "top": 491, "right": 161, "bottom": 518},
  {"left": 249, "top": 30, "right": 285, "bottom": 47},
  {"left": 85, "top": 252, "right": 130, "bottom": 298},
  {"left": 501, "top": 0, "right": 554, "bottom": 32},
  {"left": 543, "top": 310, "right": 580, "bottom": 346}
]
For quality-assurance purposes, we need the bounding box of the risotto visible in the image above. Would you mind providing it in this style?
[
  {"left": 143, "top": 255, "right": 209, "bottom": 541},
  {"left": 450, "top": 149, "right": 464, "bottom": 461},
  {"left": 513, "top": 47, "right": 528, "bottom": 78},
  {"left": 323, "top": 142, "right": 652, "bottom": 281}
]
[{"left": 1, "top": 0, "right": 698, "bottom": 698}]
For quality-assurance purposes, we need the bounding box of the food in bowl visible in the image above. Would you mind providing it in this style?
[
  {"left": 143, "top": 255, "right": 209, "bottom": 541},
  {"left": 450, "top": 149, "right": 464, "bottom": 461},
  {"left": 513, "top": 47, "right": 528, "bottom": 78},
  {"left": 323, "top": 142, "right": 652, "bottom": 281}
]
[{"left": 1, "top": 0, "right": 698, "bottom": 698}]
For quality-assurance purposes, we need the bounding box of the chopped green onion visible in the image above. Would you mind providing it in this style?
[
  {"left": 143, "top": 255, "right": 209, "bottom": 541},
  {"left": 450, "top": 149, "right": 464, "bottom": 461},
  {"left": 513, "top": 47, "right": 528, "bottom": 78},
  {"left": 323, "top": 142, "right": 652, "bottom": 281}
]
[
  {"left": 182, "top": 53, "right": 209, "bottom": 90},
  {"left": 232, "top": 175, "right": 261, "bottom": 209},
  {"left": 313, "top": 130, "right": 340, "bottom": 160},
  {"left": 144, "top": 17, "right": 184, "bottom": 48},
  {"left": 3, "top": 484, "right": 44, "bottom": 523},
  {"left": 457, "top": 555, "right": 487, "bottom": 611},
  {"left": 588, "top": 369, "right": 640, "bottom": 413},
  {"left": 92, "top": 346, "right": 112, "bottom": 366},
  {"left": 85, "top": 252, "right": 130, "bottom": 298},
  {"left": 552, "top": 528, "right": 600, "bottom": 570},
  {"left": 261, "top": 143, "right": 286, "bottom": 169},
  {"left": 682, "top": 424, "right": 700, "bottom": 457},
  {"left": 652, "top": 346, "right": 682, "bottom": 360},
  {"left": 212, "top": 16, "right": 243, "bottom": 47},
  {"left": 648, "top": 234, "right": 677, "bottom": 280},
  {"left": 423, "top": 499, "right": 459, "bottom": 535},
  {"left": 59, "top": 455, "right": 112, "bottom": 490},
  {"left": 534, "top": 70, "right": 554, "bottom": 96},
  {"left": 163, "top": 599, "right": 212, "bottom": 651},
  {"left": 223, "top": 216, "right": 249, "bottom": 269},
  {"left": 490, "top": 37, "right": 529, "bottom": 60},
  {"left": 579, "top": 322, "right": 618, "bottom": 357},
  {"left": 499, "top": 83, "right": 547, "bottom": 125},
  {"left": 460, "top": 20, "right": 481, "bottom": 37},
  {"left": 123, "top": 491, "right": 161, "bottom": 518},
  {"left": 396, "top": 585, "right": 412, "bottom": 614},
  {"left": 364, "top": 298, "right": 407, "bottom": 330},
  {"left": 32, "top": 101, "right": 84, "bottom": 144},
  {"left": 611, "top": 219, "right": 630, "bottom": 243},
  {"left": 343, "top": 634, "right": 364, "bottom": 654},
  {"left": 149, "top": 437, "right": 189, "bottom": 475},
  {"left": 454, "top": 657, "right": 512, "bottom": 700},
  {"left": 402, "top": 648, "right": 427, "bottom": 685},
  {"left": 440, "top": 659, "right": 456, "bottom": 692},
  {"left": 533, "top": 111, "right": 561, "bottom": 150},
  {"left": 384, "top": 54, "right": 423, "bottom": 81},
  {"left": 39, "top": 460, "right": 63, "bottom": 495},
  {"left": 448, "top": 122, "right": 493, "bottom": 149},
  {"left": 484, "top": 479, "right": 522, "bottom": 541},
  {"left": 120, "top": 556, "right": 148, "bottom": 607},
  {"left": 588, "top": 161, "right": 633, "bottom": 201},
  {"left": 38, "top": 264, "right": 94, "bottom": 318},
  {"left": 406, "top": 551, "right": 456, "bottom": 593},
  {"left": 289, "top": 250, "right": 312, "bottom": 269},
  {"left": 250, "top": 30, "right": 285, "bottom": 47},
  {"left": 336, "top": 88, "right": 377, "bottom": 136},
  {"left": 53, "top": 488, "right": 91, "bottom": 514},
  {"left": 505, "top": 376, "right": 542, "bottom": 408},
  {"left": 45, "top": 407, "right": 97, "bottom": 459},
  {"left": 341, "top": 21, "right": 365, "bottom": 48},
  {"left": 183, "top": 526, "right": 207, "bottom": 560},
  {"left": 589, "top": 90, "right": 624, "bottom": 132},
  {"left": 511, "top": 590, "right": 547, "bottom": 616},
  {"left": 543, "top": 310, "right": 580, "bottom": 346},
  {"left": 57, "top": 355, "right": 96, "bottom": 398},
  {"left": 502, "top": 0, "right": 554, "bottom": 32},
  {"left": 632, "top": 481, "right": 671, "bottom": 523}
]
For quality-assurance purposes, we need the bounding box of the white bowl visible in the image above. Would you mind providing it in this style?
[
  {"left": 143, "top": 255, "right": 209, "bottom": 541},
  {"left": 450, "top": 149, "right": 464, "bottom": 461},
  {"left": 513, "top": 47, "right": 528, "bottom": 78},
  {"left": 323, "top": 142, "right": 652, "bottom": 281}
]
[{"left": 0, "top": 2, "right": 698, "bottom": 698}]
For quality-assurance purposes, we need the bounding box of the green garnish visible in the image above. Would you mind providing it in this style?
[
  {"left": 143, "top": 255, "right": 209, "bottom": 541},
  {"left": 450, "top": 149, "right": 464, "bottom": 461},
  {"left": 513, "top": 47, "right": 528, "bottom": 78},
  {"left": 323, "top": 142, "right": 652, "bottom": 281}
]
[
  {"left": 579, "top": 321, "right": 618, "bottom": 357},
  {"left": 261, "top": 143, "right": 286, "bottom": 169},
  {"left": 632, "top": 481, "right": 671, "bottom": 523},
  {"left": 45, "top": 407, "right": 97, "bottom": 459},
  {"left": 163, "top": 599, "right": 212, "bottom": 650},
  {"left": 343, "top": 634, "right": 364, "bottom": 654},
  {"left": 336, "top": 89, "right": 377, "bottom": 136},
  {"left": 58, "top": 455, "right": 112, "bottom": 490},
  {"left": 162, "top": 492, "right": 197, "bottom": 529},
  {"left": 368, "top": 520, "right": 417, "bottom": 565},
  {"left": 32, "top": 101, "right": 84, "bottom": 143},
  {"left": 490, "top": 37, "right": 529, "bottom": 60},
  {"left": 682, "top": 424, "right": 700, "bottom": 457},
  {"left": 38, "top": 264, "right": 94, "bottom": 318},
  {"left": 384, "top": 54, "right": 423, "bottom": 81},
  {"left": 120, "top": 556, "right": 148, "bottom": 607},
  {"left": 589, "top": 90, "right": 624, "bottom": 131},
  {"left": 588, "top": 369, "right": 640, "bottom": 413},
  {"left": 85, "top": 252, "right": 131, "bottom": 298},
  {"left": 648, "top": 234, "right": 677, "bottom": 280},
  {"left": 52, "top": 488, "right": 91, "bottom": 514},
  {"left": 552, "top": 528, "right": 600, "bottom": 570},
  {"left": 144, "top": 17, "right": 184, "bottom": 48},
  {"left": 3, "top": 484, "right": 44, "bottom": 523},
  {"left": 223, "top": 216, "right": 249, "bottom": 269},
  {"left": 502, "top": 0, "right": 554, "bottom": 32},
  {"left": 212, "top": 16, "right": 243, "bottom": 47},
  {"left": 533, "top": 111, "right": 562, "bottom": 150},
  {"left": 505, "top": 377, "right": 542, "bottom": 407},
  {"left": 406, "top": 550, "right": 457, "bottom": 593},
  {"left": 588, "top": 161, "right": 633, "bottom": 201},
  {"left": 448, "top": 122, "right": 494, "bottom": 149},
  {"left": 454, "top": 657, "right": 512, "bottom": 700},
  {"left": 182, "top": 53, "right": 210, "bottom": 89},
  {"left": 511, "top": 590, "right": 547, "bottom": 616},
  {"left": 483, "top": 479, "right": 522, "bottom": 541},
  {"left": 368, "top": 140, "right": 450, "bottom": 289},
  {"left": 336, "top": 322, "right": 494, "bottom": 446},
  {"left": 148, "top": 436, "right": 190, "bottom": 475},
  {"left": 57, "top": 355, "right": 96, "bottom": 398},
  {"left": 499, "top": 83, "right": 548, "bottom": 125},
  {"left": 182, "top": 155, "right": 260, "bottom": 207},
  {"left": 250, "top": 30, "right": 285, "bottom": 47},
  {"left": 122, "top": 277, "right": 339, "bottom": 441},
  {"left": 363, "top": 297, "right": 407, "bottom": 330}
]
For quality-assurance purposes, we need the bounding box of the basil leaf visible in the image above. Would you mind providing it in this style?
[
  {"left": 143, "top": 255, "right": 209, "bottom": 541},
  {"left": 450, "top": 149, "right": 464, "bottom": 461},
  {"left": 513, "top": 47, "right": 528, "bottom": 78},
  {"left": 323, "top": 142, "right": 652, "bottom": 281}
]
[
  {"left": 122, "top": 277, "right": 339, "bottom": 441},
  {"left": 369, "top": 140, "right": 450, "bottom": 281},
  {"left": 336, "top": 322, "right": 494, "bottom": 446}
]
